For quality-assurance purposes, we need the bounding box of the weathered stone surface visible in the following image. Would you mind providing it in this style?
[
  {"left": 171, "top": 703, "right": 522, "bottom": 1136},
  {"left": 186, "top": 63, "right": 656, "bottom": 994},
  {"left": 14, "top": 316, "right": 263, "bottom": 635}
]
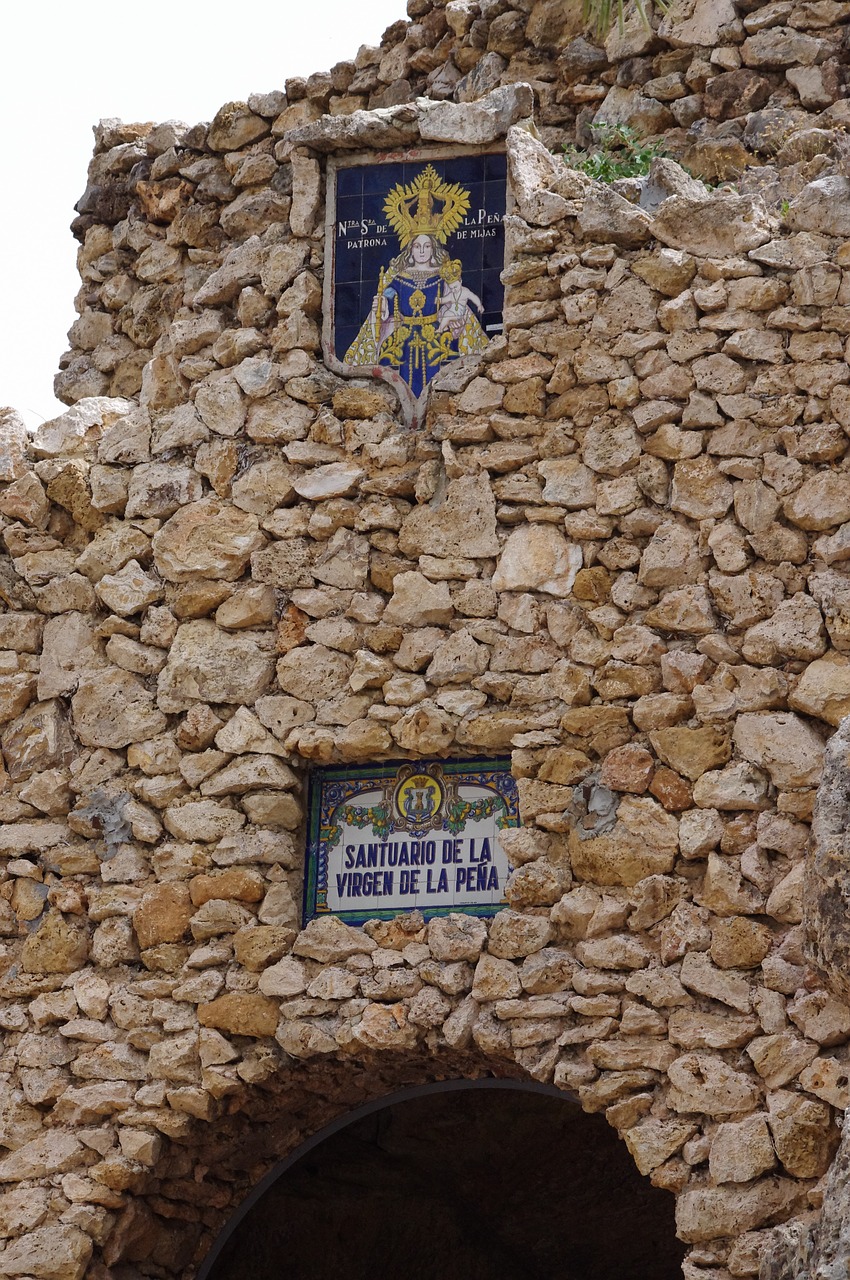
[
  {"left": 0, "top": 1224, "right": 92, "bottom": 1280},
  {"left": 676, "top": 1178, "right": 805, "bottom": 1243},
  {"left": 428, "top": 913, "right": 488, "bottom": 962},
  {"left": 293, "top": 463, "right": 364, "bottom": 501},
  {"left": 208, "top": 101, "right": 269, "bottom": 151},
  {"left": 293, "top": 916, "right": 376, "bottom": 963},
  {"left": 709, "top": 1113, "right": 776, "bottom": 1184},
  {"left": 788, "top": 176, "right": 850, "bottom": 238},
  {"left": 767, "top": 1090, "right": 839, "bottom": 1179},
  {"left": 808, "top": 717, "right": 850, "bottom": 1006},
  {"left": 198, "top": 992, "right": 279, "bottom": 1037},
  {"left": 506, "top": 126, "right": 577, "bottom": 226},
  {"left": 651, "top": 193, "right": 772, "bottom": 258},
  {"left": 32, "top": 397, "right": 134, "bottom": 459},
  {"left": 624, "top": 1118, "right": 697, "bottom": 1176},
  {"left": 578, "top": 187, "right": 652, "bottom": 249},
  {"left": 419, "top": 84, "right": 534, "bottom": 146},
  {"left": 158, "top": 621, "right": 275, "bottom": 711},
  {"left": 153, "top": 498, "right": 264, "bottom": 581},
  {"left": 668, "top": 1052, "right": 760, "bottom": 1114},
  {"left": 492, "top": 526, "right": 581, "bottom": 597},
  {"left": 276, "top": 644, "right": 354, "bottom": 702},
  {"left": 72, "top": 668, "right": 167, "bottom": 747},
  {"left": 789, "top": 653, "right": 850, "bottom": 726},
  {"left": 733, "top": 712, "right": 825, "bottom": 788},
  {"left": 16, "top": 10, "right": 850, "bottom": 1259},
  {"left": 399, "top": 474, "right": 498, "bottom": 559},
  {"left": 95, "top": 559, "right": 163, "bottom": 615},
  {"left": 1, "top": 699, "right": 74, "bottom": 781},
  {"left": 383, "top": 572, "right": 453, "bottom": 626},
  {"left": 134, "top": 884, "right": 193, "bottom": 949},
  {"left": 21, "top": 912, "right": 89, "bottom": 974},
  {"left": 659, "top": 0, "right": 737, "bottom": 48}
]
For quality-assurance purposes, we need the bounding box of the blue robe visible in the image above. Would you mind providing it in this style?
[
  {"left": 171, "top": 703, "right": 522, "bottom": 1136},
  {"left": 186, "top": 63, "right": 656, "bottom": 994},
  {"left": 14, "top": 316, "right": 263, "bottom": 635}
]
[{"left": 344, "top": 266, "right": 488, "bottom": 400}]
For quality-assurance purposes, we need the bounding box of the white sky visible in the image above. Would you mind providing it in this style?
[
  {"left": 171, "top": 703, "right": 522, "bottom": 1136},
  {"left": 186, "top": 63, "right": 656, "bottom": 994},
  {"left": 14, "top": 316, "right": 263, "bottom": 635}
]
[{"left": 1, "top": 0, "right": 407, "bottom": 430}]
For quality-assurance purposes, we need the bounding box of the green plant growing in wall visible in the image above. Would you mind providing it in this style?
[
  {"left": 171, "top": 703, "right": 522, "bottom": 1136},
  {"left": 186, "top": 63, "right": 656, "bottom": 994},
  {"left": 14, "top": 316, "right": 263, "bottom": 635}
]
[
  {"left": 583, "top": 0, "right": 668, "bottom": 38},
  {"left": 563, "top": 123, "right": 668, "bottom": 181}
]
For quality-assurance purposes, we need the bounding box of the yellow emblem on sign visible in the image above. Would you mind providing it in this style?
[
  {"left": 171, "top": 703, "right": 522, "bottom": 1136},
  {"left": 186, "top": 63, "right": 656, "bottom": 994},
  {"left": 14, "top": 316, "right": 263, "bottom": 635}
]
[{"left": 394, "top": 772, "right": 444, "bottom": 829}]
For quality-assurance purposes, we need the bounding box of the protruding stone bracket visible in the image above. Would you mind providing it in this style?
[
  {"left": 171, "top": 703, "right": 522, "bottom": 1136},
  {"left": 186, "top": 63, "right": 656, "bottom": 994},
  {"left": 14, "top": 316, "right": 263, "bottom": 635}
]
[{"left": 275, "top": 82, "right": 535, "bottom": 160}]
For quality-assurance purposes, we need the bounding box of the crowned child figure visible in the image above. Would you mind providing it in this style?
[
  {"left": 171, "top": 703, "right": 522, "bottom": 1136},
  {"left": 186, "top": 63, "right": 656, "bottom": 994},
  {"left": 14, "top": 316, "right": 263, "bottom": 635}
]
[{"left": 344, "top": 165, "right": 489, "bottom": 402}]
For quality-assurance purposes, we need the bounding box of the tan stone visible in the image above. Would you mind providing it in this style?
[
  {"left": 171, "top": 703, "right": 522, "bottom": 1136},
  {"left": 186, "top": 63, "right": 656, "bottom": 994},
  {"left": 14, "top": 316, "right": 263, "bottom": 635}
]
[
  {"left": 276, "top": 644, "right": 355, "bottom": 702},
  {"left": 0, "top": 672, "right": 36, "bottom": 726},
  {"left": 645, "top": 585, "right": 715, "bottom": 636},
  {"left": 537, "top": 458, "right": 597, "bottom": 509},
  {"left": 742, "top": 594, "right": 826, "bottom": 665},
  {"left": 711, "top": 918, "right": 773, "bottom": 969},
  {"left": 587, "top": 1038, "right": 677, "bottom": 1072},
  {"left": 668, "top": 1052, "right": 760, "bottom": 1114},
  {"left": 383, "top": 572, "right": 454, "bottom": 626},
  {"left": 428, "top": 913, "right": 487, "bottom": 962},
  {"left": 691, "top": 762, "right": 770, "bottom": 811},
  {"left": 784, "top": 472, "right": 850, "bottom": 530},
  {"left": 0, "top": 1224, "right": 92, "bottom": 1280},
  {"left": 680, "top": 952, "right": 752, "bottom": 1013},
  {"left": 492, "top": 525, "right": 581, "bottom": 597},
  {"left": 399, "top": 473, "right": 499, "bottom": 558},
  {"left": 234, "top": 925, "right": 296, "bottom": 971},
  {"left": 799, "top": 1057, "right": 850, "bottom": 1109},
  {"left": 133, "top": 884, "right": 193, "bottom": 949},
  {"left": 671, "top": 457, "right": 734, "bottom": 520},
  {"left": 789, "top": 652, "right": 850, "bottom": 726},
  {"left": 198, "top": 992, "right": 279, "bottom": 1037},
  {"left": 568, "top": 827, "right": 676, "bottom": 888},
  {"left": 95, "top": 559, "right": 163, "bottom": 615},
  {"left": 72, "top": 668, "right": 167, "bottom": 748},
  {"left": 258, "top": 957, "right": 308, "bottom": 998},
  {"left": 293, "top": 916, "right": 376, "bottom": 963},
  {"left": 652, "top": 192, "right": 771, "bottom": 259},
  {"left": 787, "top": 990, "right": 850, "bottom": 1047},
  {"left": 624, "top": 1118, "right": 697, "bottom": 1175},
  {"left": 576, "top": 934, "right": 651, "bottom": 970},
  {"left": 276, "top": 1020, "right": 338, "bottom": 1058},
  {"left": 710, "top": 1113, "right": 776, "bottom": 1184},
  {"left": 153, "top": 498, "right": 264, "bottom": 581},
  {"left": 391, "top": 701, "right": 456, "bottom": 754},
  {"left": 163, "top": 800, "right": 245, "bottom": 842},
  {"left": 733, "top": 712, "right": 825, "bottom": 788},
  {"left": 1, "top": 699, "right": 74, "bottom": 781},
  {"left": 747, "top": 1031, "right": 819, "bottom": 1088},
  {"left": 668, "top": 1010, "right": 759, "bottom": 1050},
  {"left": 599, "top": 744, "right": 654, "bottom": 794},
  {"left": 158, "top": 620, "right": 275, "bottom": 711},
  {"left": 352, "top": 1002, "right": 419, "bottom": 1051},
  {"left": 698, "top": 852, "right": 765, "bottom": 916},
  {"left": 766, "top": 1089, "right": 839, "bottom": 1178},
  {"left": 650, "top": 726, "right": 731, "bottom": 782},
  {"left": 472, "top": 953, "right": 523, "bottom": 1000},
  {"left": 638, "top": 522, "right": 703, "bottom": 589},
  {"left": 21, "top": 911, "right": 89, "bottom": 974},
  {"left": 488, "top": 910, "right": 552, "bottom": 959},
  {"left": 201, "top": 754, "right": 298, "bottom": 795},
  {"left": 676, "top": 1178, "right": 805, "bottom": 1243}
]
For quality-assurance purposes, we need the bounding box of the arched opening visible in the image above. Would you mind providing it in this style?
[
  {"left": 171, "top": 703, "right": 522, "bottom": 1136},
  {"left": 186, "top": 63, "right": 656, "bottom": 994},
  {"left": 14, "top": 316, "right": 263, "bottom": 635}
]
[{"left": 201, "top": 1081, "right": 685, "bottom": 1280}]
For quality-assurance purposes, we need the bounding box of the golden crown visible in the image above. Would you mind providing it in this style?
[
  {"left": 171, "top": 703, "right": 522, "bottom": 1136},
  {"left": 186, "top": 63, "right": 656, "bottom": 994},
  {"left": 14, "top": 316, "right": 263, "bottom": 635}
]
[{"left": 384, "top": 164, "right": 471, "bottom": 247}]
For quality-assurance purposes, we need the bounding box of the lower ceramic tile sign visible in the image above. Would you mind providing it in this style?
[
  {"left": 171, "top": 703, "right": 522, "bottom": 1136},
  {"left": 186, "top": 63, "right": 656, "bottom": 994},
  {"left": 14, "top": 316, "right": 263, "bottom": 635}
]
[{"left": 304, "top": 758, "right": 519, "bottom": 924}]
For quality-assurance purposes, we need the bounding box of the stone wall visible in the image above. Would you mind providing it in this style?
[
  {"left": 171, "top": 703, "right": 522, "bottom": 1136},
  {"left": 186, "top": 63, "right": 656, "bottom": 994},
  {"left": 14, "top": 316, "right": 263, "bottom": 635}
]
[{"left": 3, "top": 0, "right": 850, "bottom": 1277}]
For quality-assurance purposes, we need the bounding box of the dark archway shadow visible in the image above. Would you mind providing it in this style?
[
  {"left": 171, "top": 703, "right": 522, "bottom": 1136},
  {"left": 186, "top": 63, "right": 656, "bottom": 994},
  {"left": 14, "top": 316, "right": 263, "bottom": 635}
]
[{"left": 199, "top": 1080, "right": 685, "bottom": 1280}]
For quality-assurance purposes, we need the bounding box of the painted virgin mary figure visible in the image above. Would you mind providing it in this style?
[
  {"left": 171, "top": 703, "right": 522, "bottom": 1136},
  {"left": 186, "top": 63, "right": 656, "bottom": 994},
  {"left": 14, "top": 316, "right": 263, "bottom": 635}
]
[{"left": 344, "top": 165, "right": 489, "bottom": 402}]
